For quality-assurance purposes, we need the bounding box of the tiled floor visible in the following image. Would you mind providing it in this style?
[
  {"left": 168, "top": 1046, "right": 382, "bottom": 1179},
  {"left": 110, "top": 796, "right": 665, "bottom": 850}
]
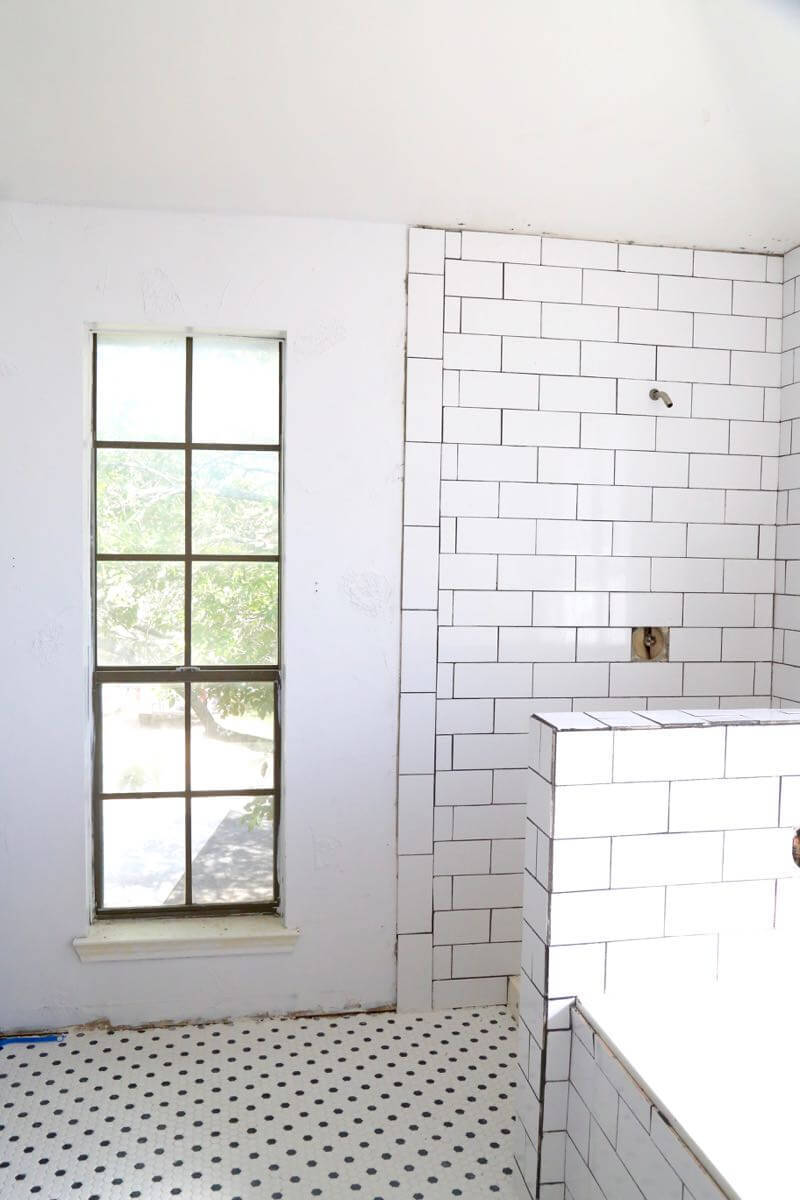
[{"left": 0, "top": 1006, "right": 517, "bottom": 1199}]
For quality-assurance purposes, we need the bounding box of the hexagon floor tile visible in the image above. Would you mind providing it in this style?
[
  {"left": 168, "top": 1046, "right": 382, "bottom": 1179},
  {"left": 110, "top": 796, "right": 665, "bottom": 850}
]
[{"left": 0, "top": 1005, "right": 517, "bottom": 1198}]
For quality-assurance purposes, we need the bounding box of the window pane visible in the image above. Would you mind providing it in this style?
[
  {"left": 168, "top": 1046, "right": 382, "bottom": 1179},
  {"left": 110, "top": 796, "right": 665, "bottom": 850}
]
[
  {"left": 192, "top": 336, "right": 279, "bottom": 445},
  {"left": 190, "top": 682, "right": 274, "bottom": 791},
  {"left": 191, "top": 562, "right": 278, "bottom": 665},
  {"left": 97, "top": 560, "right": 184, "bottom": 666},
  {"left": 103, "top": 796, "right": 185, "bottom": 907},
  {"left": 97, "top": 448, "right": 185, "bottom": 554},
  {"left": 191, "top": 796, "right": 274, "bottom": 904},
  {"left": 101, "top": 683, "right": 185, "bottom": 793},
  {"left": 96, "top": 333, "right": 185, "bottom": 442},
  {"left": 192, "top": 450, "right": 278, "bottom": 555}
]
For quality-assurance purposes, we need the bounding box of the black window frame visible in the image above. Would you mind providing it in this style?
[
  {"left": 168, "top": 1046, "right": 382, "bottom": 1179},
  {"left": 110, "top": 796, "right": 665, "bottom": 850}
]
[{"left": 91, "top": 331, "right": 282, "bottom": 919}]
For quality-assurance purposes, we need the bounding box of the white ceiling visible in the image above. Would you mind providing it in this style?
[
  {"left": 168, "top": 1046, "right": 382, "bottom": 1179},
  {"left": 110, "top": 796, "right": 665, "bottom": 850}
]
[{"left": 2, "top": 0, "right": 800, "bottom": 252}]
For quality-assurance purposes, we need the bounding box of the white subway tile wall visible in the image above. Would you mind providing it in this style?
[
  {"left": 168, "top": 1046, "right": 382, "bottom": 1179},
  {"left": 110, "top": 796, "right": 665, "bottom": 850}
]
[{"left": 400, "top": 227, "right": 788, "bottom": 1018}]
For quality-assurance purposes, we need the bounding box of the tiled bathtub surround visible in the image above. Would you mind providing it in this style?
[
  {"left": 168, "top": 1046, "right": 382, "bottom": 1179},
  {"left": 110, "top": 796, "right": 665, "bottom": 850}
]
[
  {"left": 398, "top": 225, "right": 784, "bottom": 1012},
  {"left": 516, "top": 708, "right": 800, "bottom": 1197},
  {"left": 774, "top": 243, "right": 800, "bottom": 704}
]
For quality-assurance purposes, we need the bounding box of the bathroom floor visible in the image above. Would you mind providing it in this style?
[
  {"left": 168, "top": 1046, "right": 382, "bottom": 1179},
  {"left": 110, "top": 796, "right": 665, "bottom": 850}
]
[{"left": 0, "top": 1006, "right": 517, "bottom": 1199}]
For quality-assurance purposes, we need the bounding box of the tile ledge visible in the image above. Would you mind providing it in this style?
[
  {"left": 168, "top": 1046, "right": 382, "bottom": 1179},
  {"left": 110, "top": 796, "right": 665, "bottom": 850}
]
[{"left": 73, "top": 915, "right": 300, "bottom": 963}]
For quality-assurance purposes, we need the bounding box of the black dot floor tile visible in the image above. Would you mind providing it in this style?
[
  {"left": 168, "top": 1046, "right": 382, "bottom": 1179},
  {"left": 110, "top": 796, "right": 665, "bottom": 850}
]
[{"left": 0, "top": 1005, "right": 517, "bottom": 1198}]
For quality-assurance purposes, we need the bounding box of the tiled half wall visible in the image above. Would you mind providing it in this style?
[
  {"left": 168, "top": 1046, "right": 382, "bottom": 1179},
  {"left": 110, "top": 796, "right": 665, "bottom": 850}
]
[{"left": 397, "top": 225, "right": 786, "bottom": 1011}]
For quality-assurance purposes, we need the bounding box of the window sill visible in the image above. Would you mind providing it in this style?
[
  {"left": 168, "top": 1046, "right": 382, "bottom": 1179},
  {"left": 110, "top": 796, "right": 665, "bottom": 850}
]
[{"left": 72, "top": 914, "right": 300, "bottom": 963}]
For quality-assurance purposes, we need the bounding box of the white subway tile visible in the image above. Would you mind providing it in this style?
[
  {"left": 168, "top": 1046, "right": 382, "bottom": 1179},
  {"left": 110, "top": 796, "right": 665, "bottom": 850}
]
[
  {"left": 579, "top": 485, "right": 652, "bottom": 521},
  {"left": 443, "top": 332, "right": 501, "bottom": 370},
  {"left": 503, "top": 335, "right": 580, "bottom": 376},
  {"left": 553, "top": 780, "right": 668, "bottom": 837},
  {"left": 402, "top": 526, "right": 439, "bottom": 608},
  {"left": 617, "top": 1103, "right": 683, "bottom": 1200},
  {"left": 550, "top": 886, "right": 665, "bottom": 944},
  {"left": 577, "top": 627, "right": 633, "bottom": 662},
  {"left": 433, "top": 976, "right": 509, "bottom": 1007},
  {"left": 612, "top": 831, "right": 722, "bottom": 887},
  {"left": 453, "top": 733, "right": 529, "bottom": 770},
  {"left": 438, "top": 625, "right": 497, "bottom": 662},
  {"left": 621, "top": 244, "right": 693, "bottom": 275},
  {"left": 577, "top": 556, "right": 649, "bottom": 591},
  {"left": 689, "top": 453, "right": 761, "bottom": 489},
  {"left": 767, "top": 254, "right": 783, "bottom": 282},
  {"left": 401, "top": 610, "right": 438, "bottom": 692},
  {"left": 723, "top": 827, "right": 796, "bottom": 880},
  {"left": 458, "top": 443, "right": 538, "bottom": 481},
  {"left": 619, "top": 307, "right": 692, "bottom": 346},
  {"left": 436, "top": 698, "right": 494, "bottom": 735},
  {"left": 397, "top": 854, "right": 433, "bottom": 933},
  {"left": 452, "top": 871, "right": 524, "bottom": 908},
  {"left": 696, "top": 249, "right": 766, "bottom": 281},
  {"left": 433, "top": 838, "right": 490, "bottom": 875},
  {"left": 505, "top": 263, "right": 582, "bottom": 303},
  {"left": 584, "top": 268, "right": 657, "bottom": 308},
  {"left": 613, "top": 727, "right": 725, "bottom": 781},
  {"left": 433, "top": 908, "right": 490, "bottom": 946},
  {"left": 539, "top": 447, "right": 615, "bottom": 484},
  {"left": 605, "top": 934, "right": 717, "bottom": 992},
  {"left": 445, "top": 258, "right": 502, "bottom": 298},
  {"left": 439, "top": 553, "right": 496, "bottom": 590},
  {"left": 613, "top": 521, "right": 685, "bottom": 556},
  {"left": 669, "top": 626, "right": 721, "bottom": 661},
  {"left": 538, "top": 520, "right": 612, "bottom": 555},
  {"left": 443, "top": 296, "right": 460, "bottom": 333},
  {"left": 457, "top": 516, "right": 535, "bottom": 554},
  {"left": 694, "top": 313, "right": 765, "bottom": 351},
  {"left": 553, "top": 730, "right": 614, "bottom": 785},
  {"left": 454, "top": 661, "right": 532, "bottom": 697},
  {"left": 733, "top": 280, "right": 782, "bottom": 317},
  {"left": 440, "top": 479, "right": 498, "bottom": 517},
  {"left": 659, "top": 273, "right": 731, "bottom": 313},
  {"left": 539, "top": 374, "right": 617, "bottom": 413},
  {"left": 548, "top": 942, "right": 606, "bottom": 996},
  {"left": 498, "top": 555, "right": 575, "bottom": 592},
  {"left": 653, "top": 485, "right": 724, "bottom": 523},
  {"left": 610, "top": 661, "right": 684, "bottom": 696},
  {"left": 398, "top": 775, "right": 434, "bottom": 854},
  {"left": 500, "top": 626, "right": 576, "bottom": 662},
  {"left": 615, "top": 450, "right": 688, "bottom": 487},
  {"left": 721, "top": 627, "right": 772, "bottom": 661},
  {"left": 397, "top": 933, "right": 433, "bottom": 1010},
  {"left": 665, "top": 878, "right": 776, "bottom": 935},
  {"left": 658, "top": 346, "right": 729, "bottom": 383},
  {"left": 452, "top": 591, "right": 531, "bottom": 627},
  {"left": 409, "top": 227, "right": 445, "bottom": 274},
  {"left": 534, "top": 591, "right": 609, "bottom": 626},
  {"left": 552, "top": 837, "right": 611, "bottom": 891},
  {"left": 609, "top": 592, "right": 683, "bottom": 626},
  {"left": 617, "top": 378, "right": 692, "bottom": 416},
  {"left": 406, "top": 358, "right": 443, "bottom": 442},
  {"left": 687, "top": 522, "right": 758, "bottom": 558},
  {"left": 726, "top": 723, "right": 800, "bottom": 777},
  {"left": 504, "top": 409, "right": 580, "bottom": 447},
  {"left": 461, "top": 297, "right": 541, "bottom": 336},
  {"left": 443, "top": 405, "right": 500, "bottom": 445},
  {"left": 534, "top": 663, "right": 610, "bottom": 698},
  {"left": 454, "top": 803, "right": 525, "bottom": 840},
  {"left": 729, "top": 419, "right": 780, "bottom": 456},
  {"left": 542, "top": 302, "right": 617, "bottom": 341},
  {"left": 460, "top": 230, "right": 539, "bottom": 264},
  {"left": 407, "top": 273, "right": 444, "bottom": 357},
  {"left": 581, "top": 341, "right": 655, "bottom": 380},
  {"left": 582, "top": 413, "right": 656, "bottom": 452},
  {"left": 723, "top": 557, "right": 774, "bottom": 592},
  {"left": 683, "top": 592, "right": 754, "bottom": 626},
  {"left": 499, "top": 481, "right": 576, "bottom": 517},
  {"left": 730, "top": 349, "right": 781, "bottom": 387},
  {"left": 692, "top": 382, "right": 764, "bottom": 420},
  {"left": 404, "top": 441, "right": 441, "bottom": 525},
  {"left": 541, "top": 237, "right": 616, "bottom": 269},
  {"left": 460, "top": 369, "right": 539, "bottom": 409},
  {"left": 436, "top": 770, "right": 493, "bottom": 807},
  {"left": 656, "top": 415, "right": 728, "bottom": 454},
  {"left": 453, "top": 938, "right": 523, "bottom": 979}
]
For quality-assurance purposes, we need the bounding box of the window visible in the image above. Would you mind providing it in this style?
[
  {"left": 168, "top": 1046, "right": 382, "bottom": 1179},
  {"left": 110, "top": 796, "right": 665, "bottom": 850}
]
[{"left": 91, "top": 332, "right": 281, "bottom": 916}]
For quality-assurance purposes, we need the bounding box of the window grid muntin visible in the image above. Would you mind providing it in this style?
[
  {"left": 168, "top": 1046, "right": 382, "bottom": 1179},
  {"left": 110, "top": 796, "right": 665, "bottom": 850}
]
[{"left": 91, "top": 332, "right": 281, "bottom": 918}]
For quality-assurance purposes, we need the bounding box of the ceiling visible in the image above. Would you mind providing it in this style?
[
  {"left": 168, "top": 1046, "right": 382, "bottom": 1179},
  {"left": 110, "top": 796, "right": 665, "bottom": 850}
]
[{"left": 2, "top": 0, "right": 800, "bottom": 252}]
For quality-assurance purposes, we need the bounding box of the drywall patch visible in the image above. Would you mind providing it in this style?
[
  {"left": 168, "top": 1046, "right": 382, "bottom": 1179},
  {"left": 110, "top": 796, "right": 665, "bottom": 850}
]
[{"left": 341, "top": 570, "right": 392, "bottom": 615}]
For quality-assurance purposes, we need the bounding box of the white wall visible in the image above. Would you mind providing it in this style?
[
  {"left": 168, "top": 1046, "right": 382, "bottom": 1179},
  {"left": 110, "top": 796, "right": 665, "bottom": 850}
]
[
  {"left": 773, "top": 243, "right": 800, "bottom": 704},
  {"left": 0, "top": 202, "right": 407, "bottom": 1030},
  {"left": 398, "top": 226, "right": 782, "bottom": 1013}
]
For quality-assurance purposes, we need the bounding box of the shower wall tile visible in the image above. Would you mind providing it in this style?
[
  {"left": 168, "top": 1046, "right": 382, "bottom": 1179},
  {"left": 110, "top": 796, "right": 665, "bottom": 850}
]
[{"left": 399, "top": 225, "right": 783, "bottom": 1016}]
